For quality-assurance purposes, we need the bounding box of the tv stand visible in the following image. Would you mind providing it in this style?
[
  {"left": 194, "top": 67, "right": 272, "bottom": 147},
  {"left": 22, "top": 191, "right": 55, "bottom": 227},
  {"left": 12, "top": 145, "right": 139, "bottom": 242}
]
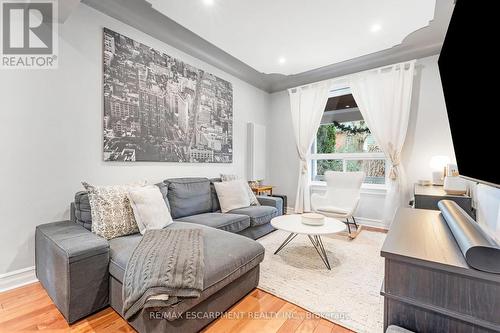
[{"left": 381, "top": 208, "right": 500, "bottom": 332}]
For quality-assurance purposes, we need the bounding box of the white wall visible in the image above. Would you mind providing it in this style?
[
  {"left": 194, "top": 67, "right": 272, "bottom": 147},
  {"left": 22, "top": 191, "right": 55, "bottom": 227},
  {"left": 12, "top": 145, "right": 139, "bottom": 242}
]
[
  {"left": 0, "top": 4, "right": 270, "bottom": 275},
  {"left": 267, "top": 55, "right": 456, "bottom": 227},
  {"left": 401, "top": 55, "right": 456, "bottom": 201},
  {"left": 267, "top": 90, "right": 299, "bottom": 207}
]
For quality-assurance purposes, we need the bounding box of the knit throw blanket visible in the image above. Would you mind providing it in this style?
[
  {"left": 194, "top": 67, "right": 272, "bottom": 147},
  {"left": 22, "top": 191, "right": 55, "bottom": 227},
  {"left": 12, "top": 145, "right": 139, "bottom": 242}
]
[{"left": 122, "top": 228, "right": 204, "bottom": 320}]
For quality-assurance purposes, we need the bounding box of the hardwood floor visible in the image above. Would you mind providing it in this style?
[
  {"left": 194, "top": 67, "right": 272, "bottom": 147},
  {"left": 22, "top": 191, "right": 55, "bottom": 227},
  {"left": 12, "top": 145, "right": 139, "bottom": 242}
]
[{"left": 0, "top": 283, "right": 353, "bottom": 333}]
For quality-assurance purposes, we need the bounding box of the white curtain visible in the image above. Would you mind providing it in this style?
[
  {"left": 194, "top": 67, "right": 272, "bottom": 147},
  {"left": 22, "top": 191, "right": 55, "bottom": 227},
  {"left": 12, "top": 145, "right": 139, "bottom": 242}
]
[
  {"left": 349, "top": 60, "right": 415, "bottom": 225},
  {"left": 288, "top": 80, "right": 332, "bottom": 213}
]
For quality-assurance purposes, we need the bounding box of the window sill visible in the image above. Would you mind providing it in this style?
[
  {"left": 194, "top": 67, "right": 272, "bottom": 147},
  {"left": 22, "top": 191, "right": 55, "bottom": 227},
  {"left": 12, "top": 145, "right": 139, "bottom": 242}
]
[{"left": 310, "top": 181, "right": 388, "bottom": 195}]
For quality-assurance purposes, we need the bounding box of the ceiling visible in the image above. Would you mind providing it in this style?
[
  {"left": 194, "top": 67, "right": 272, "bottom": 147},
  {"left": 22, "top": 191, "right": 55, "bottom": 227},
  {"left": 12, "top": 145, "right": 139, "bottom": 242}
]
[
  {"left": 147, "top": 0, "right": 436, "bottom": 75},
  {"left": 81, "top": 0, "right": 455, "bottom": 92}
]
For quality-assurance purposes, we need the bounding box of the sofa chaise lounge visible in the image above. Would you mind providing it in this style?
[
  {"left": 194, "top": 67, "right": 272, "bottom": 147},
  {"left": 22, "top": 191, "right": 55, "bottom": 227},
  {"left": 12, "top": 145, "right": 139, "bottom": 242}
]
[{"left": 35, "top": 177, "right": 282, "bottom": 332}]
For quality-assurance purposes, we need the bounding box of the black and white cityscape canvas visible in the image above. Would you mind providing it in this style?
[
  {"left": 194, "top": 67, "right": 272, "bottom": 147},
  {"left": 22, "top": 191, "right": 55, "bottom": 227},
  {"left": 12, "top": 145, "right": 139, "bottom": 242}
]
[{"left": 102, "top": 28, "right": 233, "bottom": 162}]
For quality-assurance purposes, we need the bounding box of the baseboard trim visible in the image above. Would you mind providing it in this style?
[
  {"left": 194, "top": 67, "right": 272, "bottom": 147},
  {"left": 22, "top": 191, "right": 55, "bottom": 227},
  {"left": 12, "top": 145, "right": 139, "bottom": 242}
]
[
  {"left": 355, "top": 217, "right": 388, "bottom": 229},
  {"left": 0, "top": 266, "right": 38, "bottom": 292}
]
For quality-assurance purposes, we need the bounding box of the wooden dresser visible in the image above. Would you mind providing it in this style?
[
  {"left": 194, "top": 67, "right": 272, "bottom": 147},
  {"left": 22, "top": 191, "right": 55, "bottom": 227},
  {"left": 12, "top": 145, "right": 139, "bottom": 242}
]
[{"left": 381, "top": 208, "right": 500, "bottom": 332}]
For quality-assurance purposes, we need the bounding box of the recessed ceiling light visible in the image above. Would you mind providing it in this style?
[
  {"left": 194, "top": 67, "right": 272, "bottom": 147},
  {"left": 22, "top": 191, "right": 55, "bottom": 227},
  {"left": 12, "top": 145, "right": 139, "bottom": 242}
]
[
  {"left": 202, "top": 0, "right": 214, "bottom": 6},
  {"left": 345, "top": 105, "right": 350, "bottom": 108},
  {"left": 278, "top": 57, "right": 286, "bottom": 64},
  {"left": 371, "top": 24, "right": 382, "bottom": 33}
]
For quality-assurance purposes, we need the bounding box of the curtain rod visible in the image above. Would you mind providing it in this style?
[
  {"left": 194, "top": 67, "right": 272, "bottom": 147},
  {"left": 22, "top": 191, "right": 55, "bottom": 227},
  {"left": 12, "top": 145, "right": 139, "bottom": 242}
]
[{"left": 289, "top": 59, "right": 417, "bottom": 92}]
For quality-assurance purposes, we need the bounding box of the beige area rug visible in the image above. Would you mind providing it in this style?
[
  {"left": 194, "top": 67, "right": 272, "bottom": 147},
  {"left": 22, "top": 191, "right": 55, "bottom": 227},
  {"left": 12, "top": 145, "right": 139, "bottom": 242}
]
[{"left": 257, "top": 229, "right": 386, "bottom": 333}]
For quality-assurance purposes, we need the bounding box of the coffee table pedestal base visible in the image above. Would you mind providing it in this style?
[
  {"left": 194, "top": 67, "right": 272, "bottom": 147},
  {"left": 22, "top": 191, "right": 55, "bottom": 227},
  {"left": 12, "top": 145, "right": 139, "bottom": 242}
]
[{"left": 273, "top": 233, "right": 331, "bottom": 270}]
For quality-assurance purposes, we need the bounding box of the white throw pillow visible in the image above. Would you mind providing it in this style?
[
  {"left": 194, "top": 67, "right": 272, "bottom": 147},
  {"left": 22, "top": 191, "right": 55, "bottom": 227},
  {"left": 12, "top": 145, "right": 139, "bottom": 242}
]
[
  {"left": 220, "top": 174, "right": 260, "bottom": 206},
  {"left": 128, "top": 185, "right": 173, "bottom": 234},
  {"left": 214, "top": 180, "right": 251, "bottom": 213}
]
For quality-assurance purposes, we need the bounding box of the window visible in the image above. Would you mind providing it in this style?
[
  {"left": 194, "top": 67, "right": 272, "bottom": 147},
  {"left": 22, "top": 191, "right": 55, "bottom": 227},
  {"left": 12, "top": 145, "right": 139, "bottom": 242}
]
[{"left": 311, "top": 87, "right": 387, "bottom": 185}]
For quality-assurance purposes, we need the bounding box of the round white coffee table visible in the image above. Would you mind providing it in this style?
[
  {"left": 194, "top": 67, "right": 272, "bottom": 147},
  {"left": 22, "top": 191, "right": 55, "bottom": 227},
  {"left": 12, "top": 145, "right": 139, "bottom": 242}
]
[{"left": 271, "top": 214, "right": 346, "bottom": 270}]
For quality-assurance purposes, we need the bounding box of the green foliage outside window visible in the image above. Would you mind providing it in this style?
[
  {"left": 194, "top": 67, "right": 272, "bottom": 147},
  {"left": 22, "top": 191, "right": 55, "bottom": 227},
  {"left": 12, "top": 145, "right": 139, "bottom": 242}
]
[
  {"left": 316, "top": 124, "right": 341, "bottom": 176},
  {"left": 316, "top": 124, "right": 337, "bottom": 154},
  {"left": 314, "top": 121, "right": 385, "bottom": 183}
]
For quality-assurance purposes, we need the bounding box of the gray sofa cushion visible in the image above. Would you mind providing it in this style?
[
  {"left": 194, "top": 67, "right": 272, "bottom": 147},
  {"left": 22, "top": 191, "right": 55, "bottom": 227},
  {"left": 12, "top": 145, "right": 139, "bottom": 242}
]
[
  {"left": 257, "top": 196, "right": 283, "bottom": 216},
  {"left": 176, "top": 213, "right": 250, "bottom": 233},
  {"left": 209, "top": 178, "right": 221, "bottom": 212},
  {"left": 238, "top": 222, "right": 276, "bottom": 240},
  {"left": 74, "top": 191, "right": 92, "bottom": 231},
  {"left": 165, "top": 178, "right": 212, "bottom": 219},
  {"left": 108, "top": 222, "right": 264, "bottom": 301},
  {"left": 155, "top": 182, "right": 171, "bottom": 212},
  {"left": 229, "top": 206, "right": 279, "bottom": 227}
]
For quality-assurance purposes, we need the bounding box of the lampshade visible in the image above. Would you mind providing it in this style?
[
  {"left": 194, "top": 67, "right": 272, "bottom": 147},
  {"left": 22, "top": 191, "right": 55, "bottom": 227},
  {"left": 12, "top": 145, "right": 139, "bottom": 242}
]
[{"left": 429, "top": 156, "right": 451, "bottom": 171}]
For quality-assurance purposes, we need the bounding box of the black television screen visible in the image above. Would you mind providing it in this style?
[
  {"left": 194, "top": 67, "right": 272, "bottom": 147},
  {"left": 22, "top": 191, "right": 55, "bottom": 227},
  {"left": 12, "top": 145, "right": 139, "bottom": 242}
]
[{"left": 438, "top": 0, "right": 499, "bottom": 187}]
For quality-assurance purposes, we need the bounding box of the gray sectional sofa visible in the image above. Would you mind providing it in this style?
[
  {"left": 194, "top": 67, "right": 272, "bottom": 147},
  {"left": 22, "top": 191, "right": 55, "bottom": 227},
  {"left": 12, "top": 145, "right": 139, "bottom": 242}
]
[{"left": 35, "top": 177, "right": 282, "bottom": 332}]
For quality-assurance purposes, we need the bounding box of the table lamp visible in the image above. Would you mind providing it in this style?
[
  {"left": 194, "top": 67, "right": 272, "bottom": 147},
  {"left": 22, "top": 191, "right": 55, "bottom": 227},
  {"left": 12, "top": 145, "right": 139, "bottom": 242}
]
[{"left": 429, "top": 155, "right": 450, "bottom": 185}]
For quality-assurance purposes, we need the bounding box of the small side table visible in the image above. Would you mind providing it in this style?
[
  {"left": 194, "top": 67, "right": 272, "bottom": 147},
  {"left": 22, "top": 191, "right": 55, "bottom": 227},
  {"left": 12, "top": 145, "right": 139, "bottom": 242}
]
[
  {"left": 251, "top": 185, "right": 273, "bottom": 196},
  {"left": 413, "top": 183, "right": 474, "bottom": 217}
]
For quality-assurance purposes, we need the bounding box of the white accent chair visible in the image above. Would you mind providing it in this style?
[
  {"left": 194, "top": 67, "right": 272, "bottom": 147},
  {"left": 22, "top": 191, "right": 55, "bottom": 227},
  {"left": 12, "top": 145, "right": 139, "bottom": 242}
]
[{"left": 311, "top": 171, "right": 365, "bottom": 235}]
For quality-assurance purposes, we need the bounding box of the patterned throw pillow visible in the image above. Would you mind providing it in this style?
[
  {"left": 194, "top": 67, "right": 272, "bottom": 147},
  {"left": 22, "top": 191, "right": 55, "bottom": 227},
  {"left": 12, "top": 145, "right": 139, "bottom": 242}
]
[
  {"left": 82, "top": 181, "right": 145, "bottom": 240},
  {"left": 220, "top": 174, "right": 260, "bottom": 206}
]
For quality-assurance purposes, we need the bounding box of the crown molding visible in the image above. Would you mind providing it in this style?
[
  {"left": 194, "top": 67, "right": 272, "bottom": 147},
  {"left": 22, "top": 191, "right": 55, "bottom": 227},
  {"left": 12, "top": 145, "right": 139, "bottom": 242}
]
[{"left": 266, "top": 42, "right": 443, "bottom": 93}]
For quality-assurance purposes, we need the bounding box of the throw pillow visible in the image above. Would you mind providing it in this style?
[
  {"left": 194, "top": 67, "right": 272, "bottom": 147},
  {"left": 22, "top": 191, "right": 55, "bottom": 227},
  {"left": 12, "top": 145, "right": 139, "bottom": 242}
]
[
  {"left": 214, "top": 180, "right": 251, "bottom": 213},
  {"left": 82, "top": 181, "right": 145, "bottom": 240},
  {"left": 128, "top": 185, "right": 173, "bottom": 234},
  {"left": 220, "top": 174, "right": 260, "bottom": 206}
]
